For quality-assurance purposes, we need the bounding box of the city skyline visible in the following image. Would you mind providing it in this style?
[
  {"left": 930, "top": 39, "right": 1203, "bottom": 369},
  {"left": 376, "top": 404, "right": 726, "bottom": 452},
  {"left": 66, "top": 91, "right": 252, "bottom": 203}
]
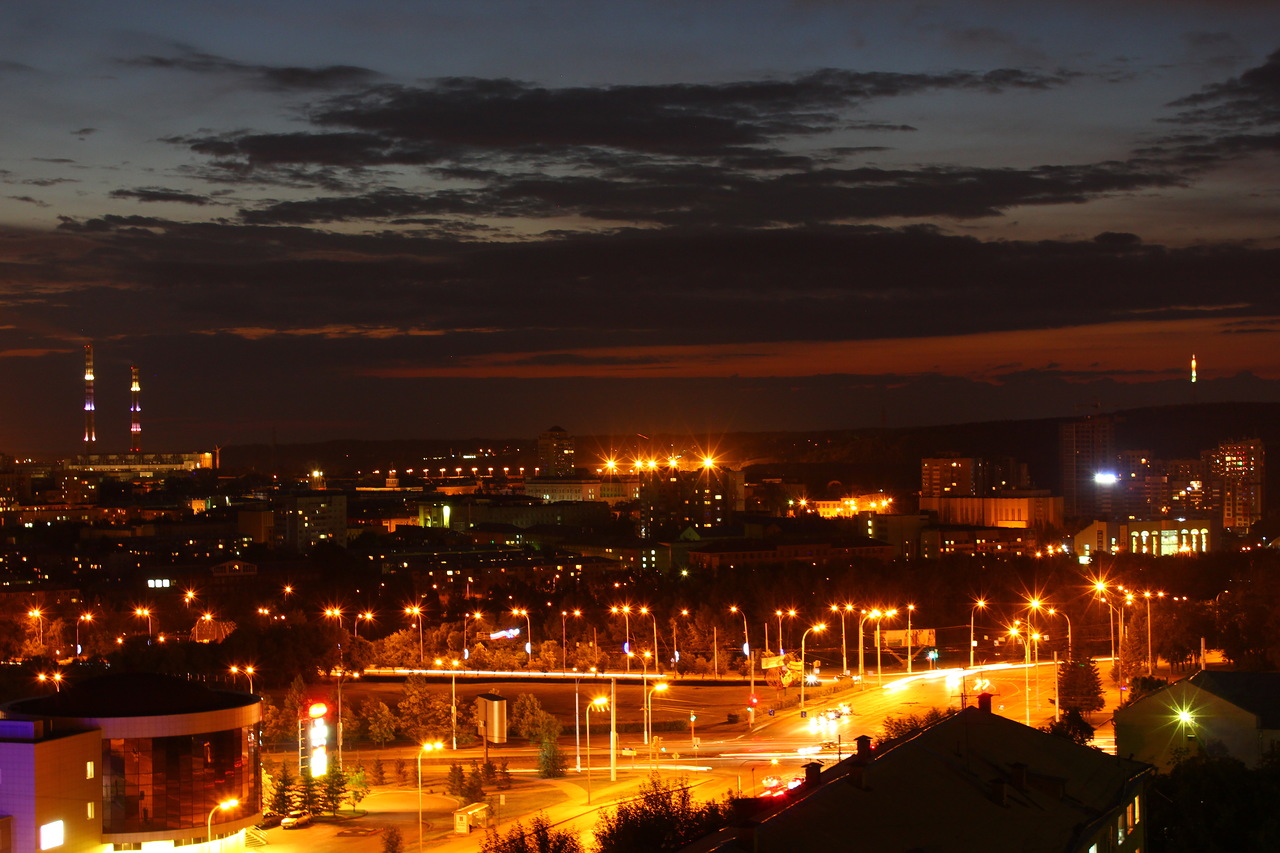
[{"left": 2, "top": 1, "right": 1280, "bottom": 454}]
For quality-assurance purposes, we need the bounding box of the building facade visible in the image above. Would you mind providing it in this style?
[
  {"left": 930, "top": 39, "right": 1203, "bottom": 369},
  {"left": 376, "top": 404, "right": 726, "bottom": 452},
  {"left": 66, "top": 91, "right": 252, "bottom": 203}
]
[{"left": 1, "top": 673, "right": 262, "bottom": 852}]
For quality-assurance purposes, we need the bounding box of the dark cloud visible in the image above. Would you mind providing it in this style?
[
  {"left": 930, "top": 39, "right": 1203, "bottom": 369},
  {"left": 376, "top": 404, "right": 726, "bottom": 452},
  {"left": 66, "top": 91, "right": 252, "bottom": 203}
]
[
  {"left": 1168, "top": 47, "right": 1280, "bottom": 127},
  {"left": 29, "top": 219, "right": 1280, "bottom": 355},
  {"left": 121, "top": 52, "right": 381, "bottom": 91},
  {"left": 237, "top": 159, "right": 1181, "bottom": 227},
  {"left": 6, "top": 196, "right": 47, "bottom": 207},
  {"left": 71, "top": 128, "right": 96, "bottom": 137},
  {"left": 109, "top": 187, "right": 217, "bottom": 205}
]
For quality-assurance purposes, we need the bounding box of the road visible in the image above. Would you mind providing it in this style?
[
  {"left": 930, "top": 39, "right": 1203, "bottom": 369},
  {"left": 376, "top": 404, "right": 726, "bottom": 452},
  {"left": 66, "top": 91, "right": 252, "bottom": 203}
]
[{"left": 259, "top": 660, "right": 1111, "bottom": 851}]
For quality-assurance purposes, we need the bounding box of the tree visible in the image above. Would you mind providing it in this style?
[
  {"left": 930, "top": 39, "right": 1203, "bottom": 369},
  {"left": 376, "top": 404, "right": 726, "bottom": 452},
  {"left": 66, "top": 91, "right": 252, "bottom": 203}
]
[
  {"left": 481, "top": 759, "right": 498, "bottom": 783},
  {"left": 463, "top": 761, "right": 486, "bottom": 804},
  {"left": 270, "top": 763, "right": 296, "bottom": 814},
  {"left": 877, "top": 707, "right": 957, "bottom": 745},
  {"left": 594, "top": 775, "right": 733, "bottom": 853},
  {"left": 537, "top": 739, "right": 568, "bottom": 779},
  {"left": 382, "top": 825, "right": 405, "bottom": 853},
  {"left": 363, "top": 698, "right": 399, "bottom": 747},
  {"left": 1040, "top": 708, "right": 1095, "bottom": 746},
  {"left": 481, "top": 812, "right": 583, "bottom": 853},
  {"left": 346, "top": 767, "right": 371, "bottom": 813},
  {"left": 296, "top": 766, "right": 320, "bottom": 812},
  {"left": 1057, "top": 655, "right": 1105, "bottom": 715},
  {"left": 398, "top": 675, "right": 452, "bottom": 743},
  {"left": 321, "top": 766, "right": 347, "bottom": 815},
  {"left": 395, "top": 758, "right": 409, "bottom": 785},
  {"left": 509, "top": 694, "right": 545, "bottom": 741},
  {"left": 370, "top": 756, "right": 386, "bottom": 785},
  {"left": 498, "top": 758, "right": 513, "bottom": 790},
  {"left": 446, "top": 762, "right": 466, "bottom": 796}
]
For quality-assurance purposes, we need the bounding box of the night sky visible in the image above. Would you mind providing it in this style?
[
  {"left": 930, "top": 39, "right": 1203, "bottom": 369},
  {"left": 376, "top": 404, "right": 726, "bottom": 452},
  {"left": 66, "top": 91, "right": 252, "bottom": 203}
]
[{"left": 2, "top": 1, "right": 1280, "bottom": 456}]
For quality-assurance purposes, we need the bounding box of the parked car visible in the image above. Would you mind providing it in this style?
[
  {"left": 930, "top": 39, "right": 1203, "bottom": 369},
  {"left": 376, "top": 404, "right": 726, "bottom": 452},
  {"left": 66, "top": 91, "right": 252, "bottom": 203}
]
[
  {"left": 281, "top": 811, "right": 312, "bottom": 829},
  {"left": 256, "top": 812, "right": 283, "bottom": 829}
]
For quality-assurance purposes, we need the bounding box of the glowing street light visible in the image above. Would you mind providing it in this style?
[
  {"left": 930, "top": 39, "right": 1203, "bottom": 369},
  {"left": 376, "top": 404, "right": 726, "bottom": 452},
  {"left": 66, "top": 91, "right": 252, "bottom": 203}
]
[
  {"left": 969, "top": 600, "right": 986, "bottom": 669},
  {"left": 775, "top": 608, "right": 796, "bottom": 654},
  {"left": 1142, "top": 591, "right": 1166, "bottom": 674},
  {"left": 611, "top": 605, "right": 633, "bottom": 672},
  {"left": 354, "top": 611, "right": 374, "bottom": 637},
  {"left": 134, "top": 607, "right": 152, "bottom": 638},
  {"left": 404, "top": 604, "right": 424, "bottom": 664},
  {"left": 905, "top": 604, "right": 916, "bottom": 674},
  {"left": 434, "top": 658, "right": 462, "bottom": 749},
  {"left": 585, "top": 696, "right": 608, "bottom": 804},
  {"left": 323, "top": 607, "right": 346, "bottom": 633},
  {"left": 229, "top": 665, "right": 255, "bottom": 694},
  {"left": 828, "top": 604, "right": 855, "bottom": 676},
  {"left": 799, "top": 624, "right": 826, "bottom": 708},
  {"left": 417, "top": 741, "right": 445, "bottom": 849},
  {"left": 875, "top": 609, "right": 897, "bottom": 686},
  {"left": 645, "top": 681, "right": 669, "bottom": 746},
  {"left": 207, "top": 799, "right": 239, "bottom": 846},
  {"left": 463, "top": 611, "right": 481, "bottom": 661},
  {"left": 27, "top": 608, "right": 44, "bottom": 648},
  {"left": 76, "top": 612, "right": 94, "bottom": 656},
  {"left": 513, "top": 608, "right": 533, "bottom": 663},
  {"left": 561, "top": 609, "right": 582, "bottom": 670},
  {"left": 37, "top": 672, "right": 63, "bottom": 692},
  {"left": 638, "top": 606, "right": 660, "bottom": 673}
]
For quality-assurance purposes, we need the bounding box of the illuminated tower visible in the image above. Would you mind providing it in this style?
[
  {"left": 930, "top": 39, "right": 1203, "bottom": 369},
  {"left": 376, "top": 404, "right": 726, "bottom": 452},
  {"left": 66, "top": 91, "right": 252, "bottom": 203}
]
[
  {"left": 83, "top": 344, "right": 96, "bottom": 448},
  {"left": 130, "top": 365, "right": 141, "bottom": 453}
]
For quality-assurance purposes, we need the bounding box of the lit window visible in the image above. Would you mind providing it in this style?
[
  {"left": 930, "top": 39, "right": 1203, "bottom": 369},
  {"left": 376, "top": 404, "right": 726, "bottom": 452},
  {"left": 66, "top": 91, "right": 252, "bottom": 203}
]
[
  {"left": 87, "top": 801, "right": 95, "bottom": 819},
  {"left": 86, "top": 760, "right": 95, "bottom": 779},
  {"left": 40, "top": 820, "right": 64, "bottom": 849}
]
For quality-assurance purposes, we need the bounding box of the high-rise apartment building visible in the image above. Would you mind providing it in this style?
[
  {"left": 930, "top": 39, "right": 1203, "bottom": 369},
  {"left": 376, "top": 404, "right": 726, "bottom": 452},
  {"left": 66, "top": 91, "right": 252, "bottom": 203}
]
[
  {"left": 1209, "top": 438, "right": 1264, "bottom": 531},
  {"left": 1059, "top": 415, "right": 1115, "bottom": 519},
  {"left": 536, "top": 426, "right": 575, "bottom": 477}
]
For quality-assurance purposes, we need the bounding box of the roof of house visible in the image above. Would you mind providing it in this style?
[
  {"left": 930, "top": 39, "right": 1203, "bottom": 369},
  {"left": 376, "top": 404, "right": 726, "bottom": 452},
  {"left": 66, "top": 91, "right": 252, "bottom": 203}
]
[
  {"left": 694, "top": 706, "right": 1151, "bottom": 853},
  {"left": 4, "top": 672, "right": 254, "bottom": 718},
  {"left": 1187, "top": 670, "right": 1280, "bottom": 729}
]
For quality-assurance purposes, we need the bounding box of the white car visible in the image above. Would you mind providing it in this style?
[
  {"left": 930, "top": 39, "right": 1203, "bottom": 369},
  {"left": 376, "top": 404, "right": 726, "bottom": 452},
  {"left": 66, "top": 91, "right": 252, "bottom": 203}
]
[{"left": 281, "top": 811, "right": 312, "bottom": 829}]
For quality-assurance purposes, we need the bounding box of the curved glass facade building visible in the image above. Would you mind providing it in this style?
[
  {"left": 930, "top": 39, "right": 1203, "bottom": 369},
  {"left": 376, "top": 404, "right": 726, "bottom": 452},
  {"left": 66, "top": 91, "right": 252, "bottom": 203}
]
[{"left": 3, "top": 672, "right": 261, "bottom": 850}]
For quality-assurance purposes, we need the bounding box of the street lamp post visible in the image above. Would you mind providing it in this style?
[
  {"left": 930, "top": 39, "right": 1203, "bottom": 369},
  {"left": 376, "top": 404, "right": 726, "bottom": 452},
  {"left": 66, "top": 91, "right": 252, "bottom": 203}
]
[
  {"left": 969, "top": 600, "right": 986, "bottom": 669},
  {"left": 463, "top": 611, "right": 480, "bottom": 661},
  {"left": 639, "top": 607, "right": 660, "bottom": 675},
  {"left": 611, "top": 605, "right": 632, "bottom": 672},
  {"left": 434, "top": 659, "right": 461, "bottom": 749},
  {"left": 561, "top": 609, "right": 581, "bottom": 670},
  {"left": 229, "top": 665, "right": 255, "bottom": 694},
  {"left": 1010, "top": 623, "right": 1031, "bottom": 725},
  {"left": 134, "top": 607, "right": 152, "bottom": 639},
  {"left": 858, "top": 609, "right": 880, "bottom": 685},
  {"left": 513, "top": 608, "right": 533, "bottom": 665},
  {"left": 76, "top": 612, "right": 94, "bottom": 656},
  {"left": 404, "top": 605, "right": 424, "bottom": 665},
  {"left": 875, "top": 610, "right": 897, "bottom": 686},
  {"left": 1047, "top": 607, "right": 1073, "bottom": 659},
  {"left": 645, "top": 681, "right": 668, "bottom": 750},
  {"left": 799, "top": 624, "right": 826, "bottom": 708},
  {"left": 207, "top": 799, "right": 239, "bottom": 847},
  {"left": 28, "top": 609, "right": 45, "bottom": 648},
  {"left": 906, "top": 604, "right": 916, "bottom": 674},
  {"left": 829, "top": 604, "right": 853, "bottom": 676},
  {"left": 585, "top": 696, "right": 608, "bottom": 804},
  {"left": 1143, "top": 591, "right": 1165, "bottom": 674},
  {"left": 354, "top": 611, "right": 373, "bottom": 637},
  {"left": 775, "top": 609, "right": 796, "bottom": 654}
]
